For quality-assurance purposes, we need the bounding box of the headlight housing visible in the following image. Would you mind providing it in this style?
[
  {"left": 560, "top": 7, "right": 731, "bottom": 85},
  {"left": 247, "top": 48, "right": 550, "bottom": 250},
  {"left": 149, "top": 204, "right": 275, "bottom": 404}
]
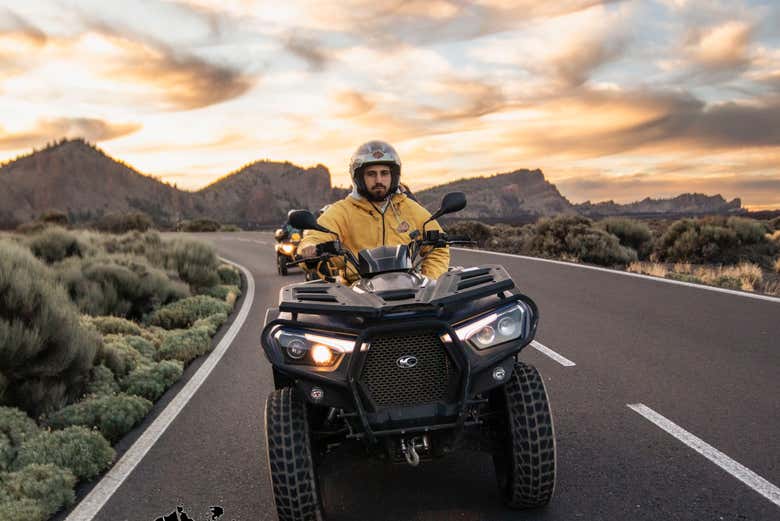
[
  {"left": 272, "top": 328, "right": 354, "bottom": 367},
  {"left": 454, "top": 303, "right": 527, "bottom": 350}
]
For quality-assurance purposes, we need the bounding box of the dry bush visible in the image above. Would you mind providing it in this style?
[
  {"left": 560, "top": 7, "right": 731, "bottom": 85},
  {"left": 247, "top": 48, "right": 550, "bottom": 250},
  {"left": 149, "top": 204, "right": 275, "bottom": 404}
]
[
  {"left": 627, "top": 262, "right": 668, "bottom": 278},
  {"left": 673, "top": 262, "right": 693, "bottom": 274},
  {"left": 693, "top": 263, "right": 763, "bottom": 291},
  {"left": 763, "top": 280, "right": 780, "bottom": 296}
]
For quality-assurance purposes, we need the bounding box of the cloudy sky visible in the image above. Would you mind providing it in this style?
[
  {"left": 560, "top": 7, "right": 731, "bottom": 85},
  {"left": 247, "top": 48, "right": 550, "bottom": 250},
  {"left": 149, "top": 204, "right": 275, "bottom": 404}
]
[{"left": 1, "top": 0, "right": 779, "bottom": 209}]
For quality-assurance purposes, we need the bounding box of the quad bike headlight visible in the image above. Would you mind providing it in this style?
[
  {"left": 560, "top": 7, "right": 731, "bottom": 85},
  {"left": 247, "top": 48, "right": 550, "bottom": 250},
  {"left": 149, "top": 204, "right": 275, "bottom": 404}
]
[
  {"left": 454, "top": 303, "right": 527, "bottom": 350},
  {"left": 280, "top": 243, "right": 295, "bottom": 255},
  {"left": 272, "top": 328, "right": 354, "bottom": 367}
]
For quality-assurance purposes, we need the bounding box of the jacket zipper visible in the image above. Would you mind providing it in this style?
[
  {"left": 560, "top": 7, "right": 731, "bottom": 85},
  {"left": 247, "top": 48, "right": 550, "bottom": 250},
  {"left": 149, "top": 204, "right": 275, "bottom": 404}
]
[{"left": 370, "top": 202, "right": 386, "bottom": 245}]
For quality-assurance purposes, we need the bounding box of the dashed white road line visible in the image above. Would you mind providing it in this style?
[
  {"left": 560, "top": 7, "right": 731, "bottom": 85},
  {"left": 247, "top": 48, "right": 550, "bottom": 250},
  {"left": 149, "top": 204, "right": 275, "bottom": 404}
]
[
  {"left": 530, "top": 340, "right": 576, "bottom": 367},
  {"left": 65, "top": 257, "right": 255, "bottom": 521},
  {"left": 628, "top": 403, "right": 780, "bottom": 508}
]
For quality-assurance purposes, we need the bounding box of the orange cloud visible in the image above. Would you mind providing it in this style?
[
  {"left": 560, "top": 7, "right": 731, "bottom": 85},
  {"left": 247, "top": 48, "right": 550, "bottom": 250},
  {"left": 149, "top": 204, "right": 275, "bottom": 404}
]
[{"left": 0, "top": 118, "right": 141, "bottom": 150}]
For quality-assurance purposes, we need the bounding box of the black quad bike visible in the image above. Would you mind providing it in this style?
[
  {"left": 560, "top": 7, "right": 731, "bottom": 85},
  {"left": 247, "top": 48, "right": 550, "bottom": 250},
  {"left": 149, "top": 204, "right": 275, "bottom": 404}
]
[{"left": 261, "top": 193, "right": 556, "bottom": 521}]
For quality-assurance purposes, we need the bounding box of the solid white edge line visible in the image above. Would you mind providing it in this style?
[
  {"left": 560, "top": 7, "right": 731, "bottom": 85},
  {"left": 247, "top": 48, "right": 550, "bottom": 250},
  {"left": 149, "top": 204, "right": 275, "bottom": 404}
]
[
  {"left": 452, "top": 247, "right": 780, "bottom": 304},
  {"left": 530, "top": 340, "right": 576, "bottom": 367},
  {"left": 627, "top": 403, "right": 780, "bottom": 508},
  {"left": 65, "top": 257, "right": 255, "bottom": 521}
]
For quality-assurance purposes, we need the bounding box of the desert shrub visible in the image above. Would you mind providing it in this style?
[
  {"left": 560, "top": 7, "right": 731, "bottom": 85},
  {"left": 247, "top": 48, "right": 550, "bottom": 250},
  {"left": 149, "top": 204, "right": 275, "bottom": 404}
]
[
  {"left": 712, "top": 276, "right": 741, "bottom": 290},
  {"left": 121, "top": 360, "right": 183, "bottom": 401},
  {"left": 217, "top": 264, "right": 240, "bottom": 285},
  {"left": 0, "top": 241, "right": 99, "bottom": 416},
  {"left": 14, "top": 221, "right": 49, "bottom": 235},
  {"left": 1, "top": 463, "right": 75, "bottom": 517},
  {"left": 120, "top": 335, "right": 157, "bottom": 359},
  {"left": 655, "top": 217, "right": 774, "bottom": 264},
  {"left": 139, "top": 326, "right": 167, "bottom": 348},
  {"left": 0, "top": 497, "right": 47, "bottom": 521},
  {"left": 99, "top": 231, "right": 166, "bottom": 266},
  {"left": 445, "top": 221, "right": 493, "bottom": 247},
  {"left": 193, "top": 313, "right": 228, "bottom": 336},
  {"left": 599, "top": 218, "right": 653, "bottom": 258},
  {"left": 522, "top": 216, "right": 636, "bottom": 266},
  {"left": 44, "top": 394, "right": 152, "bottom": 444},
  {"left": 165, "top": 239, "right": 220, "bottom": 290},
  {"left": 149, "top": 295, "right": 231, "bottom": 330},
  {"left": 94, "top": 212, "right": 153, "bottom": 234},
  {"left": 26, "top": 227, "right": 84, "bottom": 263},
  {"left": 87, "top": 316, "right": 143, "bottom": 336},
  {"left": 627, "top": 261, "right": 668, "bottom": 278},
  {"left": 201, "top": 284, "right": 241, "bottom": 303},
  {"left": 95, "top": 337, "right": 147, "bottom": 378},
  {"left": 667, "top": 273, "right": 703, "bottom": 284},
  {"left": 219, "top": 224, "right": 242, "bottom": 232},
  {"left": 0, "top": 408, "right": 40, "bottom": 471},
  {"left": 179, "top": 219, "right": 221, "bottom": 232},
  {"left": 85, "top": 365, "right": 119, "bottom": 396},
  {"left": 56, "top": 254, "right": 189, "bottom": 319},
  {"left": 15, "top": 426, "right": 114, "bottom": 480},
  {"left": 157, "top": 328, "right": 211, "bottom": 364},
  {"left": 768, "top": 216, "right": 780, "bottom": 231},
  {"left": 484, "top": 223, "right": 532, "bottom": 253},
  {"left": 39, "top": 210, "right": 69, "bottom": 226}
]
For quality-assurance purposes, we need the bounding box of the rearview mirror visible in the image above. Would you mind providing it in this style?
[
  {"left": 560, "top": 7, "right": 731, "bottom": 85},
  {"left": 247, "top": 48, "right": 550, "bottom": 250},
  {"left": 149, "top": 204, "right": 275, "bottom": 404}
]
[
  {"left": 287, "top": 210, "right": 335, "bottom": 235},
  {"left": 431, "top": 192, "right": 467, "bottom": 219}
]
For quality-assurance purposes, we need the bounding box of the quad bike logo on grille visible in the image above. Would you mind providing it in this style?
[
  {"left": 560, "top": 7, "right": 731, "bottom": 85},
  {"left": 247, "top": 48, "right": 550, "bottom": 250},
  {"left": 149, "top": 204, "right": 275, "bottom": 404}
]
[{"left": 396, "top": 355, "right": 418, "bottom": 368}]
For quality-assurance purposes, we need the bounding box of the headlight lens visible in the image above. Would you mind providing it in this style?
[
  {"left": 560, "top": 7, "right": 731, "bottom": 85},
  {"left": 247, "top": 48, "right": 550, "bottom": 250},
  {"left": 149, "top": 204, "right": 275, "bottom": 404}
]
[
  {"left": 281, "top": 243, "right": 295, "bottom": 254},
  {"left": 454, "top": 304, "right": 526, "bottom": 350},
  {"left": 273, "top": 328, "right": 354, "bottom": 367}
]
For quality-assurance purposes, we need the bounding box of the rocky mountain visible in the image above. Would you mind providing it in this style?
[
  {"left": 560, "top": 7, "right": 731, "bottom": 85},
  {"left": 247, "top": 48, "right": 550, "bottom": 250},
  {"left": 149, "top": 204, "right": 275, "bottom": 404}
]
[
  {"left": 415, "top": 169, "right": 578, "bottom": 219},
  {"left": 0, "top": 139, "right": 339, "bottom": 228},
  {"left": 575, "top": 193, "right": 743, "bottom": 217}
]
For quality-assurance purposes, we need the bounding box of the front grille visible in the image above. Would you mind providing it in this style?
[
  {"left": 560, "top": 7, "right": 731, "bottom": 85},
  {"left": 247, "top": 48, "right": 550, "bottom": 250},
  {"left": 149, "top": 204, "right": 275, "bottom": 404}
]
[{"left": 360, "top": 330, "right": 453, "bottom": 409}]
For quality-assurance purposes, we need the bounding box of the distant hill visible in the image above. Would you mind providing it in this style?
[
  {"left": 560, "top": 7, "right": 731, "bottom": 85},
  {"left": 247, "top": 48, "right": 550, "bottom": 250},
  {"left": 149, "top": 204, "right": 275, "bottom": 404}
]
[
  {"left": 0, "top": 139, "right": 340, "bottom": 228},
  {"left": 0, "top": 139, "right": 749, "bottom": 228},
  {"left": 574, "top": 193, "right": 743, "bottom": 218},
  {"left": 416, "top": 169, "right": 578, "bottom": 219}
]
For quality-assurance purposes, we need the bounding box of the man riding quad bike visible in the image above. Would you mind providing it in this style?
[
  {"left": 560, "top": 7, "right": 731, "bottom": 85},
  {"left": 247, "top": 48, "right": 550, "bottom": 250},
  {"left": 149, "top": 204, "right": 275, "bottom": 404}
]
[
  {"left": 260, "top": 142, "right": 556, "bottom": 521},
  {"left": 274, "top": 222, "right": 302, "bottom": 276}
]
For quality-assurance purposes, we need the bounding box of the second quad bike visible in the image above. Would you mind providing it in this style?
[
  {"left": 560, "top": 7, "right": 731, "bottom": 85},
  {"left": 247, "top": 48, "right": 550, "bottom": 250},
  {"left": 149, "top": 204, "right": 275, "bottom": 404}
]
[
  {"left": 273, "top": 229, "right": 302, "bottom": 276},
  {"left": 262, "top": 192, "right": 556, "bottom": 521}
]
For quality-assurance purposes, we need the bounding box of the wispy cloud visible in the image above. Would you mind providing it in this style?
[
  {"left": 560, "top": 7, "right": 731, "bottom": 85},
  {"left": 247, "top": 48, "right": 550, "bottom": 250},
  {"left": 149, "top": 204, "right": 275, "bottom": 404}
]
[{"left": 0, "top": 117, "right": 140, "bottom": 150}]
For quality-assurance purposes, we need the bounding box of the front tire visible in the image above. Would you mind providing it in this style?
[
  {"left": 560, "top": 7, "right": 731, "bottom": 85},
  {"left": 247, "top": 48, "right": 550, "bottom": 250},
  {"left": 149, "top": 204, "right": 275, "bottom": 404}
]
[
  {"left": 277, "top": 254, "right": 288, "bottom": 276},
  {"left": 265, "top": 388, "right": 324, "bottom": 521},
  {"left": 491, "top": 361, "right": 556, "bottom": 509}
]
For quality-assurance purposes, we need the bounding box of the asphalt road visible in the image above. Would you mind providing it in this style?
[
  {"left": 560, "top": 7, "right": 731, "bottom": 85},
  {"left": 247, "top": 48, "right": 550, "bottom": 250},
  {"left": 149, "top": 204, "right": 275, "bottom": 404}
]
[{"left": 63, "top": 231, "right": 780, "bottom": 521}]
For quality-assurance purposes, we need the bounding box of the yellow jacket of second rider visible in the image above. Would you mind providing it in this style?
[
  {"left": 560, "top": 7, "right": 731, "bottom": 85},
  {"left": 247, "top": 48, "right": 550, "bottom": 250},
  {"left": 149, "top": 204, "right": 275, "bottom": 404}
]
[{"left": 299, "top": 192, "right": 450, "bottom": 281}]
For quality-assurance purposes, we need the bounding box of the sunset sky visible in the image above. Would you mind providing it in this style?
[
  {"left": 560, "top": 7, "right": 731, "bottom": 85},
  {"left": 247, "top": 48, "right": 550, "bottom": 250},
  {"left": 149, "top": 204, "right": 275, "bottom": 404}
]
[{"left": 1, "top": 0, "right": 779, "bottom": 209}]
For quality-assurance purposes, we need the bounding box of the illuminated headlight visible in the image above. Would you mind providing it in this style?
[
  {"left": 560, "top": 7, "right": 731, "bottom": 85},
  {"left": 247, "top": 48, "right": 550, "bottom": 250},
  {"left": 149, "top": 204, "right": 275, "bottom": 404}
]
[
  {"left": 454, "top": 304, "right": 526, "bottom": 350},
  {"left": 281, "top": 243, "right": 295, "bottom": 255},
  {"left": 272, "top": 328, "right": 354, "bottom": 367}
]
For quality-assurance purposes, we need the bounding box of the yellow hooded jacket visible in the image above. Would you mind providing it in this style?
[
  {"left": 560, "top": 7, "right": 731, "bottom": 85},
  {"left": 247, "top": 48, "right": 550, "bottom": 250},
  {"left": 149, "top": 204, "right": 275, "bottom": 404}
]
[{"left": 299, "top": 192, "right": 450, "bottom": 281}]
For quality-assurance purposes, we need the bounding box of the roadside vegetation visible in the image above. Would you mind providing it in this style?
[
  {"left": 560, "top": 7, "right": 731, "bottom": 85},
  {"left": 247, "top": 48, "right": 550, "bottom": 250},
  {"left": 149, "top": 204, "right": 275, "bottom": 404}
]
[
  {"left": 447, "top": 215, "right": 780, "bottom": 296},
  {"left": 0, "top": 228, "right": 242, "bottom": 520}
]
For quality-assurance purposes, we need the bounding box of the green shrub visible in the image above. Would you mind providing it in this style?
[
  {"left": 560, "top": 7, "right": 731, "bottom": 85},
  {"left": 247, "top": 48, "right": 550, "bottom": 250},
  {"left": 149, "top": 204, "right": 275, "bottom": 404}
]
[
  {"left": 44, "top": 394, "right": 152, "bottom": 444},
  {"left": 655, "top": 217, "right": 774, "bottom": 264},
  {"left": 100, "top": 231, "right": 165, "bottom": 266},
  {"left": 158, "top": 328, "right": 211, "bottom": 364},
  {"left": 0, "top": 408, "right": 40, "bottom": 471},
  {"left": 121, "top": 360, "right": 183, "bottom": 401},
  {"left": 0, "top": 241, "right": 99, "bottom": 416},
  {"left": 599, "top": 218, "right": 653, "bottom": 258},
  {"left": 56, "top": 254, "right": 189, "bottom": 319},
  {"left": 445, "top": 221, "right": 493, "bottom": 247},
  {"left": 150, "top": 295, "right": 231, "bottom": 330},
  {"left": 0, "top": 498, "right": 47, "bottom": 521},
  {"left": 201, "top": 284, "right": 241, "bottom": 302},
  {"left": 522, "top": 216, "right": 637, "bottom": 266},
  {"left": 1, "top": 463, "right": 75, "bottom": 517},
  {"left": 727, "top": 217, "right": 767, "bottom": 243},
  {"left": 87, "top": 316, "right": 143, "bottom": 336},
  {"left": 15, "top": 426, "right": 114, "bottom": 480},
  {"left": 193, "top": 312, "right": 228, "bottom": 336},
  {"left": 667, "top": 273, "right": 702, "bottom": 284},
  {"left": 96, "top": 337, "right": 147, "bottom": 379},
  {"left": 165, "top": 239, "right": 220, "bottom": 289},
  {"left": 85, "top": 365, "right": 119, "bottom": 396},
  {"left": 179, "top": 219, "right": 221, "bottom": 232},
  {"left": 94, "top": 212, "right": 153, "bottom": 234},
  {"left": 121, "top": 335, "right": 157, "bottom": 359},
  {"left": 26, "top": 227, "right": 84, "bottom": 263},
  {"left": 712, "top": 275, "right": 742, "bottom": 290},
  {"left": 217, "top": 264, "right": 240, "bottom": 285}
]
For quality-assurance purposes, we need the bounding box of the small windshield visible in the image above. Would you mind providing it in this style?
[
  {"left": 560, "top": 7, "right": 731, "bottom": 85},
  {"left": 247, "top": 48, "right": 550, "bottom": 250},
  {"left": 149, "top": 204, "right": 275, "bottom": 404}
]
[{"left": 358, "top": 245, "right": 412, "bottom": 276}]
